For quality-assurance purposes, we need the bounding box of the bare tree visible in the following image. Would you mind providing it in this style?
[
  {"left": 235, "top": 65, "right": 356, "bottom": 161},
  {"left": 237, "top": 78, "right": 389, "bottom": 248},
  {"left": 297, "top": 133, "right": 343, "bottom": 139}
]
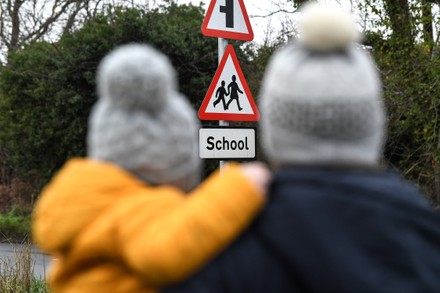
[
  {"left": 1, "top": 0, "right": 83, "bottom": 54},
  {"left": 0, "top": 0, "right": 158, "bottom": 61}
]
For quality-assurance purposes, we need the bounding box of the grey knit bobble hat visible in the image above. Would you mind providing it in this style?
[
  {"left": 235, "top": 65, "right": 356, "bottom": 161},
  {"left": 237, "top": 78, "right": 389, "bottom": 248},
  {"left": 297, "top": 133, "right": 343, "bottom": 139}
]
[
  {"left": 260, "top": 3, "right": 386, "bottom": 167},
  {"left": 87, "top": 44, "right": 201, "bottom": 191}
]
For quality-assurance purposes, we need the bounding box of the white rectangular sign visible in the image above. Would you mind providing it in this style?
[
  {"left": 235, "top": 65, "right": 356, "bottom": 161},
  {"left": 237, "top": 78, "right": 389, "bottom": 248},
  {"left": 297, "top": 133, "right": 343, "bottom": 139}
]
[{"left": 199, "top": 127, "right": 256, "bottom": 159}]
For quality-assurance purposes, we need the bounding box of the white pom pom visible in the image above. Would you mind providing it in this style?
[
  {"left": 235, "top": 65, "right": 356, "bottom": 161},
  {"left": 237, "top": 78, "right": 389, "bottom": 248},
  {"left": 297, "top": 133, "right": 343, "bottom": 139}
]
[{"left": 298, "top": 3, "right": 360, "bottom": 51}]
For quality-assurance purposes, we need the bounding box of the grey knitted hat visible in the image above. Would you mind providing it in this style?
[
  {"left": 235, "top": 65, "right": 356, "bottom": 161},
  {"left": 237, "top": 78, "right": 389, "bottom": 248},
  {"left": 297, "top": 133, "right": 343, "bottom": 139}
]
[
  {"left": 87, "top": 44, "right": 201, "bottom": 191},
  {"left": 260, "top": 3, "right": 386, "bottom": 167}
]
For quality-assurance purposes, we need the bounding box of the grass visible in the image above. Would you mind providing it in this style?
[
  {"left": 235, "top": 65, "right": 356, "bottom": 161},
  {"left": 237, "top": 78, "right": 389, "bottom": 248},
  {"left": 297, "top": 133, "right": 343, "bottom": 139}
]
[
  {"left": 0, "top": 179, "right": 50, "bottom": 291},
  {"left": 0, "top": 207, "right": 32, "bottom": 243},
  {"left": 0, "top": 241, "right": 51, "bottom": 292}
]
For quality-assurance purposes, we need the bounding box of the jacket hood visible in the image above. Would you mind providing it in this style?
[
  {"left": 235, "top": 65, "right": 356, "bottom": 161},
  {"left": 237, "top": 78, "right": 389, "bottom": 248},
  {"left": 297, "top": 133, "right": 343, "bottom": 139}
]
[
  {"left": 258, "top": 168, "right": 432, "bottom": 252},
  {"left": 32, "top": 158, "right": 146, "bottom": 253},
  {"left": 255, "top": 168, "right": 440, "bottom": 291}
]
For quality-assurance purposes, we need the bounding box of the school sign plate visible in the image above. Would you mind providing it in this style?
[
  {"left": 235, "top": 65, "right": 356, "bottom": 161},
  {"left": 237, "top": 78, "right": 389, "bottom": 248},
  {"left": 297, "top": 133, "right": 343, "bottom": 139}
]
[{"left": 199, "top": 127, "right": 256, "bottom": 160}]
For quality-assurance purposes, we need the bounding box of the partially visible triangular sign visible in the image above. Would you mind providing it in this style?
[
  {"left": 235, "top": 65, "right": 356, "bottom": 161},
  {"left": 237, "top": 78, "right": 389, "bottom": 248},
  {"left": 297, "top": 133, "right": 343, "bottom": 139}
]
[
  {"left": 199, "top": 45, "right": 259, "bottom": 121},
  {"left": 201, "top": 0, "right": 254, "bottom": 41}
]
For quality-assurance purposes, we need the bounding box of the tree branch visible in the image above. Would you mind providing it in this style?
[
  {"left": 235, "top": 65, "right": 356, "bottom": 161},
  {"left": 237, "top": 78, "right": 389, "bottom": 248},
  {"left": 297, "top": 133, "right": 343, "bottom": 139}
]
[{"left": 250, "top": 8, "right": 297, "bottom": 19}]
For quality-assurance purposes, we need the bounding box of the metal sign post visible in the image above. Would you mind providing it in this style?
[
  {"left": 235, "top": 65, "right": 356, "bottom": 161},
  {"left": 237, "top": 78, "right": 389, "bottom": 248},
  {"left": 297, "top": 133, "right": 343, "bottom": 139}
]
[
  {"left": 218, "top": 37, "right": 228, "bottom": 169},
  {"left": 199, "top": 0, "right": 257, "bottom": 169}
]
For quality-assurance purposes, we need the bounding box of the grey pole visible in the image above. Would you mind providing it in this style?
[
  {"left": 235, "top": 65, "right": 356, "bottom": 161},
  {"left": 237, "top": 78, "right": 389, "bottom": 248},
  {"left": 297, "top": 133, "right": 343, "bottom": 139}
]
[{"left": 218, "top": 38, "right": 229, "bottom": 169}]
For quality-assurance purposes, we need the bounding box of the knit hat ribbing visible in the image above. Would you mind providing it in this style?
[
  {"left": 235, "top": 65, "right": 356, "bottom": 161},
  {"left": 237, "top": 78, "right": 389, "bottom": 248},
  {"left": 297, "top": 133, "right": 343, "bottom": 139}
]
[
  {"left": 87, "top": 44, "right": 201, "bottom": 191},
  {"left": 260, "top": 3, "right": 386, "bottom": 167}
]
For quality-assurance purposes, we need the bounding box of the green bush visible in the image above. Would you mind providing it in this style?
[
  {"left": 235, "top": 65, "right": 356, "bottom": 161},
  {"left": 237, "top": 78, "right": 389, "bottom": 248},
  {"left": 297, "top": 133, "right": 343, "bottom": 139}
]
[{"left": 0, "top": 211, "right": 31, "bottom": 243}]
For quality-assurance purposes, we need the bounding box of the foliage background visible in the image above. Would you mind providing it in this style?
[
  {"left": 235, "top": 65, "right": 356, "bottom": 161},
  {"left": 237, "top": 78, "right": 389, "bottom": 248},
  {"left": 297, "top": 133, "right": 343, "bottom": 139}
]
[{"left": 0, "top": 0, "right": 439, "bottom": 215}]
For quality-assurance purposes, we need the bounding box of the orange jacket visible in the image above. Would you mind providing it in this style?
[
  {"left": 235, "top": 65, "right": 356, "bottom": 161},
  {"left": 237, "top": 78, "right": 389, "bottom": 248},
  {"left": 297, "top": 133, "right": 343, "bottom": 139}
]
[{"left": 32, "top": 158, "right": 264, "bottom": 293}]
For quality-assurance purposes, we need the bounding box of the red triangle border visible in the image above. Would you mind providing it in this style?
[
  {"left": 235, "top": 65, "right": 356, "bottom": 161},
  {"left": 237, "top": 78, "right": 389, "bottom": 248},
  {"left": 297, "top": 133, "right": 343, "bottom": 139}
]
[{"left": 198, "top": 45, "right": 259, "bottom": 121}]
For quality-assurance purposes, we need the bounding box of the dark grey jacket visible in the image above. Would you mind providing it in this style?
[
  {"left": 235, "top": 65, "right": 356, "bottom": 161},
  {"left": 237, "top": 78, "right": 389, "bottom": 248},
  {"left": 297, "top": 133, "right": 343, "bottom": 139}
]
[{"left": 165, "top": 168, "right": 440, "bottom": 293}]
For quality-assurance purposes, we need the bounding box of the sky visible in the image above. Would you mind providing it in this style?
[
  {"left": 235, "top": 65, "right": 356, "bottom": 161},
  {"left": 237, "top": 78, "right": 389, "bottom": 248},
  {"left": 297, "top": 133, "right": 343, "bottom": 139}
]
[{"left": 168, "top": 0, "right": 370, "bottom": 44}]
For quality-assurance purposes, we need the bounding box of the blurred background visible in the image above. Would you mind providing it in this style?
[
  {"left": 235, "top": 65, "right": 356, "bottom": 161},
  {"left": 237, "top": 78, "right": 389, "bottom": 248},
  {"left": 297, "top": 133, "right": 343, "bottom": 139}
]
[{"left": 0, "top": 0, "right": 439, "bottom": 242}]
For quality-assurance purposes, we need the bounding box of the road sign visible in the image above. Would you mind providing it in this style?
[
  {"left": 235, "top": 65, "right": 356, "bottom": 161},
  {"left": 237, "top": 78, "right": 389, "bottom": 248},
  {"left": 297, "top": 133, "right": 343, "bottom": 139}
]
[
  {"left": 199, "top": 127, "right": 256, "bottom": 159},
  {"left": 198, "top": 45, "right": 259, "bottom": 121},
  {"left": 201, "top": 0, "right": 254, "bottom": 41}
]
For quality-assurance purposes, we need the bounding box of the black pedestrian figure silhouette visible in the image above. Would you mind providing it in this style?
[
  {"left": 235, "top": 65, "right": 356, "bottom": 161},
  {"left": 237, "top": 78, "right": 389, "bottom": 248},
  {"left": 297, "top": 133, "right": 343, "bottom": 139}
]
[
  {"left": 226, "top": 75, "right": 243, "bottom": 111},
  {"left": 213, "top": 80, "right": 228, "bottom": 110}
]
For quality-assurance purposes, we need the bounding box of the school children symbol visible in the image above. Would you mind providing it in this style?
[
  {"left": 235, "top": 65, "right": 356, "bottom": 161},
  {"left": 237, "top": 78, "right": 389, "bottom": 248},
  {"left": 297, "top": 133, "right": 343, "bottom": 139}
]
[
  {"left": 213, "top": 76, "right": 244, "bottom": 111},
  {"left": 199, "top": 45, "right": 259, "bottom": 121}
]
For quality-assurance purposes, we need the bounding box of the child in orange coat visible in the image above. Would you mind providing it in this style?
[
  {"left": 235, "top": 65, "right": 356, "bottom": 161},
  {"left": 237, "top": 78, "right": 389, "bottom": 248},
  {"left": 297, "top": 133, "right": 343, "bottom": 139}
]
[{"left": 32, "top": 44, "right": 270, "bottom": 293}]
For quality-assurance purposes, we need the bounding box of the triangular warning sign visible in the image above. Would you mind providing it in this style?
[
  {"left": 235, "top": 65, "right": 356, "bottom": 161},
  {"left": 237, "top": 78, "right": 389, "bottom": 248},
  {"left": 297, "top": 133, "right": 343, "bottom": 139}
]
[
  {"left": 199, "top": 45, "right": 259, "bottom": 121},
  {"left": 201, "top": 0, "right": 254, "bottom": 41}
]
